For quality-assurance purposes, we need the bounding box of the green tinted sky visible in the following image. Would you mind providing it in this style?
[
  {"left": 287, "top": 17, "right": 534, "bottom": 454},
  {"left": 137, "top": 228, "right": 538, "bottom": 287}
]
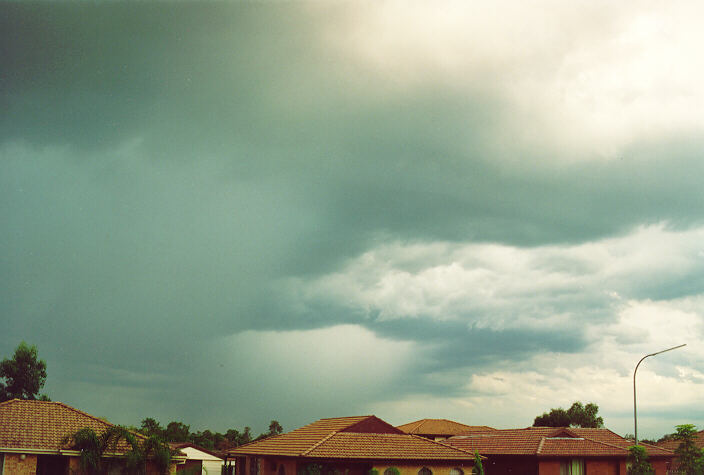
[{"left": 2, "top": 1, "right": 703, "bottom": 438}]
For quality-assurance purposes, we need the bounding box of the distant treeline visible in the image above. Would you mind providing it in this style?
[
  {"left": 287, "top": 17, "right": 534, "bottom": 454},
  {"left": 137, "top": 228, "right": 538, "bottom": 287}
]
[{"left": 134, "top": 418, "right": 283, "bottom": 451}]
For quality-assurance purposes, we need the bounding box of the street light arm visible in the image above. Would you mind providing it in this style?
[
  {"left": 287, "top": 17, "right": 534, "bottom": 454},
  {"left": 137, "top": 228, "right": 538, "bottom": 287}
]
[
  {"left": 644, "top": 344, "right": 687, "bottom": 360},
  {"left": 633, "top": 344, "right": 686, "bottom": 446}
]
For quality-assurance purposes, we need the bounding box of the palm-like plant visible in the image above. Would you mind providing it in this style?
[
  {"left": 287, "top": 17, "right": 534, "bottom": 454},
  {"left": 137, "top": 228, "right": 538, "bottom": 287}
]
[
  {"left": 66, "top": 427, "right": 104, "bottom": 474},
  {"left": 63, "top": 425, "right": 172, "bottom": 475}
]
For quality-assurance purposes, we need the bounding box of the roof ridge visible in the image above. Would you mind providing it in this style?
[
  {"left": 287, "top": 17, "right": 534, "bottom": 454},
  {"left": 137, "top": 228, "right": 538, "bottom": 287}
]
[
  {"left": 546, "top": 427, "right": 581, "bottom": 438},
  {"left": 441, "top": 419, "right": 470, "bottom": 427},
  {"left": 635, "top": 441, "right": 675, "bottom": 454},
  {"left": 0, "top": 398, "right": 117, "bottom": 430},
  {"left": 0, "top": 398, "right": 18, "bottom": 407},
  {"left": 537, "top": 437, "right": 546, "bottom": 454},
  {"left": 417, "top": 435, "right": 477, "bottom": 458},
  {"left": 54, "top": 400, "right": 116, "bottom": 429},
  {"left": 51, "top": 400, "right": 149, "bottom": 442},
  {"left": 0, "top": 398, "right": 57, "bottom": 407},
  {"left": 571, "top": 433, "right": 631, "bottom": 453},
  {"left": 318, "top": 415, "right": 373, "bottom": 421},
  {"left": 415, "top": 420, "right": 430, "bottom": 432},
  {"left": 301, "top": 431, "right": 338, "bottom": 456}
]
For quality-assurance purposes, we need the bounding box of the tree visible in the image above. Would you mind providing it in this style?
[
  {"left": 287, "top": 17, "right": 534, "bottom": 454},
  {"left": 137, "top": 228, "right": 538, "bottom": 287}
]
[
  {"left": 191, "top": 429, "right": 224, "bottom": 449},
  {"left": 0, "top": 341, "right": 49, "bottom": 402},
  {"left": 164, "top": 421, "right": 190, "bottom": 442},
  {"left": 139, "top": 417, "right": 164, "bottom": 439},
  {"left": 473, "top": 449, "right": 484, "bottom": 475},
  {"left": 256, "top": 420, "right": 284, "bottom": 441},
  {"left": 533, "top": 408, "right": 571, "bottom": 427},
  {"left": 241, "top": 426, "right": 252, "bottom": 445},
  {"left": 627, "top": 445, "right": 654, "bottom": 475},
  {"left": 224, "top": 427, "right": 253, "bottom": 448},
  {"left": 673, "top": 424, "right": 704, "bottom": 474},
  {"left": 533, "top": 401, "right": 603, "bottom": 428},
  {"left": 64, "top": 425, "right": 172, "bottom": 475},
  {"left": 566, "top": 402, "right": 604, "bottom": 428},
  {"left": 268, "top": 420, "right": 283, "bottom": 436}
]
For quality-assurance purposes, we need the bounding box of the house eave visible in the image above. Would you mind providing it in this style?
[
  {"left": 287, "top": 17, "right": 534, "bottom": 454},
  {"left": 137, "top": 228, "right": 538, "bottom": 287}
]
[{"left": 0, "top": 447, "right": 63, "bottom": 455}]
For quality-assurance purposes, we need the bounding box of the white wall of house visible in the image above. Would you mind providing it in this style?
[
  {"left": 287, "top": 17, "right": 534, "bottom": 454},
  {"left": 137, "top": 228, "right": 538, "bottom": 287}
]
[{"left": 180, "top": 446, "right": 224, "bottom": 475}]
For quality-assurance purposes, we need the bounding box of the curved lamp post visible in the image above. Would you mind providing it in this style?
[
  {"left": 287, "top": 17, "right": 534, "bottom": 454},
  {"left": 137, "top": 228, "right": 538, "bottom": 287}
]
[{"left": 633, "top": 343, "right": 686, "bottom": 445}]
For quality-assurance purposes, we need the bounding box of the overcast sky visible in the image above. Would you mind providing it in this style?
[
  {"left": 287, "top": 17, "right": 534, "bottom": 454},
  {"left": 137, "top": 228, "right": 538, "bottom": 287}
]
[{"left": 2, "top": 1, "right": 704, "bottom": 439}]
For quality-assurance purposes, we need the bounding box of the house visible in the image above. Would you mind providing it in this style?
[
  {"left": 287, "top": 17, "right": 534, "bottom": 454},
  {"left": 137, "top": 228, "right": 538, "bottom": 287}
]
[
  {"left": 656, "top": 429, "right": 704, "bottom": 451},
  {"left": 226, "top": 415, "right": 479, "bottom": 475},
  {"left": 170, "top": 442, "right": 225, "bottom": 474},
  {"left": 0, "top": 398, "right": 184, "bottom": 474},
  {"left": 397, "top": 419, "right": 496, "bottom": 441},
  {"left": 444, "top": 426, "right": 675, "bottom": 475},
  {"left": 656, "top": 430, "right": 704, "bottom": 472}
]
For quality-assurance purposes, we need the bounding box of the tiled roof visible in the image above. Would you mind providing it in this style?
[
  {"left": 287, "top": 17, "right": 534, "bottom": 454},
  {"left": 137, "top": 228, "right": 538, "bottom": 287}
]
[
  {"left": 446, "top": 427, "right": 674, "bottom": 458},
  {"left": 229, "top": 416, "right": 379, "bottom": 457},
  {"left": 305, "top": 433, "right": 475, "bottom": 460},
  {"left": 397, "top": 419, "right": 496, "bottom": 436},
  {"left": 229, "top": 416, "right": 476, "bottom": 461},
  {"left": 657, "top": 431, "right": 704, "bottom": 452},
  {"left": 0, "top": 398, "right": 138, "bottom": 454}
]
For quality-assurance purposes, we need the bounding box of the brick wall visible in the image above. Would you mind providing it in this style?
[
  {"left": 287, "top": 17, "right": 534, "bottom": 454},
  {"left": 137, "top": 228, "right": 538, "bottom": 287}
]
[
  {"left": 585, "top": 459, "right": 618, "bottom": 475},
  {"left": 651, "top": 459, "right": 668, "bottom": 475},
  {"left": 4, "top": 453, "right": 38, "bottom": 475},
  {"left": 538, "top": 460, "right": 561, "bottom": 475},
  {"left": 371, "top": 462, "right": 476, "bottom": 475}
]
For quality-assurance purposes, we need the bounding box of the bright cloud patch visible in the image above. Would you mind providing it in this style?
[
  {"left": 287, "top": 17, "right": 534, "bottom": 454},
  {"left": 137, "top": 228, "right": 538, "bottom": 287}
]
[
  {"left": 288, "top": 224, "right": 704, "bottom": 329},
  {"left": 321, "top": 0, "right": 704, "bottom": 158},
  {"left": 283, "top": 224, "right": 704, "bottom": 436}
]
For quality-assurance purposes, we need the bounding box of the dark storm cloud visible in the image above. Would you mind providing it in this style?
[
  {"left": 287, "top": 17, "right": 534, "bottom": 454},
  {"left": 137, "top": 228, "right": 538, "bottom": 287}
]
[
  {"left": 4, "top": 3, "right": 704, "bottom": 250},
  {"left": 3, "top": 1, "right": 704, "bottom": 434}
]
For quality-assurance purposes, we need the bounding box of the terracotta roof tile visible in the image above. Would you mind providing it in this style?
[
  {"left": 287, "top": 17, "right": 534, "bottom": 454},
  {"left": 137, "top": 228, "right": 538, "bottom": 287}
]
[
  {"left": 446, "top": 427, "right": 674, "bottom": 458},
  {"left": 229, "top": 416, "right": 379, "bottom": 457},
  {"left": 229, "top": 416, "right": 476, "bottom": 461},
  {"left": 304, "top": 433, "right": 475, "bottom": 460},
  {"left": 657, "top": 431, "right": 704, "bottom": 452},
  {"left": 0, "top": 398, "right": 139, "bottom": 454},
  {"left": 446, "top": 432, "right": 542, "bottom": 455},
  {"left": 397, "top": 420, "right": 496, "bottom": 437}
]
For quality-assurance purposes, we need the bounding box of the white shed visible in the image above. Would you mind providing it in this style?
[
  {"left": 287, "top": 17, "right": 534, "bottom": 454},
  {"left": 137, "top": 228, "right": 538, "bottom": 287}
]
[{"left": 171, "top": 443, "right": 225, "bottom": 475}]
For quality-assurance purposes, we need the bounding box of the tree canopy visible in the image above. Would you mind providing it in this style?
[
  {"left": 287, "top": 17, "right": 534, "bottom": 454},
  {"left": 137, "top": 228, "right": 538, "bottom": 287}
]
[
  {"left": 533, "top": 401, "right": 604, "bottom": 428},
  {"left": 135, "top": 418, "right": 279, "bottom": 450},
  {"left": 673, "top": 424, "right": 704, "bottom": 474},
  {"left": 627, "top": 445, "right": 654, "bottom": 475},
  {"left": 139, "top": 418, "right": 164, "bottom": 438},
  {"left": 255, "top": 420, "right": 284, "bottom": 441},
  {"left": 0, "top": 341, "right": 49, "bottom": 402}
]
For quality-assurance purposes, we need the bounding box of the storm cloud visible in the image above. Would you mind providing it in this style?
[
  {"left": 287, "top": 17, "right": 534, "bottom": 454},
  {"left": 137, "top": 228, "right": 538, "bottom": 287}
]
[{"left": 2, "top": 1, "right": 704, "bottom": 438}]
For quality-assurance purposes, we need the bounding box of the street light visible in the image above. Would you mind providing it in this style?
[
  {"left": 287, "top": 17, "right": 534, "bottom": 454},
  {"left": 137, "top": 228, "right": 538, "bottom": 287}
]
[{"left": 633, "top": 343, "right": 686, "bottom": 445}]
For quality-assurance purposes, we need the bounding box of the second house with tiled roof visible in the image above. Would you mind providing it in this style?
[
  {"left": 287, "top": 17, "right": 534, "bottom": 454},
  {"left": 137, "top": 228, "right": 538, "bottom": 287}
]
[
  {"left": 397, "top": 419, "right": 496, "bottom": 441},
  {"left": 226, "top": 416, "right": 479, "bottom": 475},
  {"left": 445, "top": 426, "right": 675, "bottom": 475}
]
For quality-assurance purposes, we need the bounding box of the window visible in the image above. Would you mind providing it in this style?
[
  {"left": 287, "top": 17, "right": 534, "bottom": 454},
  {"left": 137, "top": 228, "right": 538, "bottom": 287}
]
[
  {"left": 418, "top": 467, "right": 433, "bottom": 475},
  {"left": 449, "top": 468, "right": 464, "bottom": 475},
  {"left": 250, "top": 457, "right": 259, "bottom": 475},
  {"left": 279, "top": 465, "right": 286, "bottom": 475},
  {"left": 560, "top": 459, "right": 584, "bottom": 475}
]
